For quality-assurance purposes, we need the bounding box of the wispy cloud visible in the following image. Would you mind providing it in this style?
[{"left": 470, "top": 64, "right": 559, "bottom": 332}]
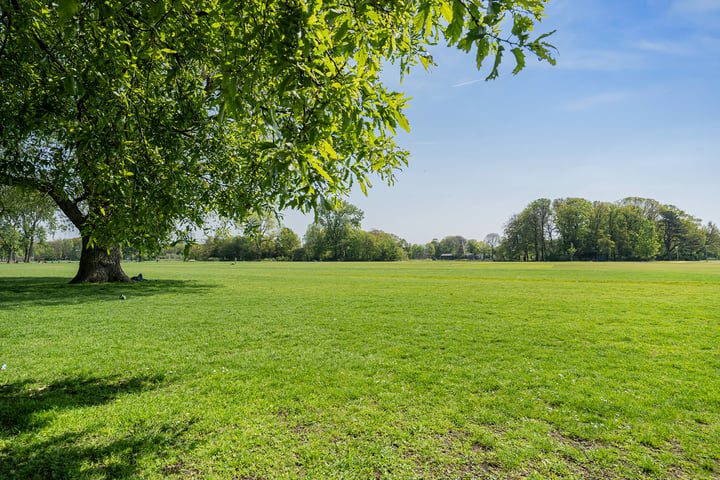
[
  {"left": 672, "top": 0, "right": 720, "bottom": 13},
  {"left": 452, "top": 79, "right": 483, "bottom": 88},
  {"left": 636, "top": 40, "right": 694, "bottom": 56},
  {"left": 557, "top": 49, "right": 645, "bottom": 71},
  {"left": 668, "top": 0, "right": 720, "bottom": 26},
  {"left": 563, "top": 91, "right": 629, "bottom": 111}
]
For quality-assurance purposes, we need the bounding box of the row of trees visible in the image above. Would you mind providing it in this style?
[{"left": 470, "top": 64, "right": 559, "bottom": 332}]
[
  {"left": 3, "top": 195, "right": 484, "bottom": 263},
  {"left": 189, "top": 201, "right": 408, "bottom": 262},
  {"left": 188, "top": 202, "right": 513, "bottom": 263},
  {"left": 0, "top": 186, "right": 59, "bottom": 263},
  {"left": 406, "top": 234, "right": 500, "bottom": 260},
  {"left": 501, "top": 197, "right": 720, "bottom": 261},
  {"left": 5, "top": 194, "right": 720, "bottom": 264}
]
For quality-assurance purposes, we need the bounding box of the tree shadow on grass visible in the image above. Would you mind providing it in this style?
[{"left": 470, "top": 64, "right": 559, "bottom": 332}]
[
  {"left": 0, "top": 276, "right": 216, "bottom": 310},
  {"left": 0, "top": 374, "right": 195, "bottom": 479}
]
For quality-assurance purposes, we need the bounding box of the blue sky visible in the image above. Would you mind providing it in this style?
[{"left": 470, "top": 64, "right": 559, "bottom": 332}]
[{"left": 283, "top": 0, "right": 720, "bottom": 245}]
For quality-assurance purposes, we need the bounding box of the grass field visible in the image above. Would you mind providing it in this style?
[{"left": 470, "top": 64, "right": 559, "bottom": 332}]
[{"left": 1, "top": 261, "right": 719, "bottom": 479}]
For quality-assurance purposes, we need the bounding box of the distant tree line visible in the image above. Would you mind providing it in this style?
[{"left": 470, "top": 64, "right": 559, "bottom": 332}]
[
  {"left": 4, "top": 188, "right": 719, "bottom": 264},
  {"left": 188, "top": 201, "right": 503, "bottom": 262},
  {"left": 188, "top": 201, "right": 409, "bottom": 262},
  {"left": 499, "top": 197, "right": 720, "bottom": 261}
]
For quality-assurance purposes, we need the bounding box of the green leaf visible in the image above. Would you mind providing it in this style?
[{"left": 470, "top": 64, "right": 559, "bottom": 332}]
[
  {"left": 149, "top": 1, "right": 165, "bottom": 19},
  {"left": 412, "top": 3, "right": 430, "bottom": 33},
  {"left": 439, "top": 1, "right": 453, "bottom": 23},
  {"left": 356, "top": 44, "right": 368, "bottom": 73},
  {"left": 310, "top": 157, "right": 334, "bottom": 184},
  {"left": 396, "top": 112, "right": 410, "bottom": 133},
  {"left": 333, "top": 20, "right": 350, "bottom": 43},
  {"left": 318, "top": 140, "right": 338, "bottom": 160},
  {"left": 485, "top": 45, "right": 504, "bottom": 81},
  {"left": 535, "top": 30, "right": 557, "bottom": 43},
  {"left": 419, "top": 54, "right": 433, "bottom": 71},
  {"left": 511, "top": 47, "right": 526, "bottom": 75},
  {"left": 444, "top": 1, "right": 466, "bottom": 44},
  {"left": 476, "top": 37, "right": 490, "bottom": 70},
  {"left": 58, "top": 0, "right": 80, "bottom": 23}
]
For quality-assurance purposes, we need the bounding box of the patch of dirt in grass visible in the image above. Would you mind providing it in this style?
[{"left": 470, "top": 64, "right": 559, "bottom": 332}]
[
  {"left": 471, "top": 442, "right": 491, "bottom": 453},
  {"left": 404, "top": 450, "right": 500, "bottom": 480},
  {"left": 667, "top": 440, "right": 684, "bottom": 457},
  {"left": 160, "top": 459, "right": 201, "bottom": 478},
  {"left": 399, "top": 430, "right": 502, "bottom": 479},
  {"left": 547, "top": 430, "right": 605, "bottom": 451},
  {"left": 160, "top": 460, "right": 185, "bottom": 475},
  {"left": 421, "top": 426, "right": 640, "bottom": 479},
  {"left": 274, "top": 408, "right": 314, "bottom": 439},
  {"left": 545, "top": 431, "right": 706, "bottom": 479},
  {"left": 531, "top": 431, "right": 627, "bottom": 479}
]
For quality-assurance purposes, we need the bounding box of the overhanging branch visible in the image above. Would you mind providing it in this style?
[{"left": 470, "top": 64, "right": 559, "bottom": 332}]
[{"left": 0, "top": 170, "right": 86, "bottom": 228}]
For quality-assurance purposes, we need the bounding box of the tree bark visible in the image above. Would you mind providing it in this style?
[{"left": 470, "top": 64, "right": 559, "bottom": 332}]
[
  {"left": 24, "top": 235, "right": 34, "bottom": 263},
  {"left": 70, "top": 236, "right": 130, "bottom": 283}
]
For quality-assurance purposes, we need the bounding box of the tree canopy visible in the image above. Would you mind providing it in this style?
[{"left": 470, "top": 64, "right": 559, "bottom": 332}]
[
  {"left": 501, "top": 197, "right": 718, "bottom": 262},
  {"left": 0, "top": 0, "right": 555, "bottom": 282}
]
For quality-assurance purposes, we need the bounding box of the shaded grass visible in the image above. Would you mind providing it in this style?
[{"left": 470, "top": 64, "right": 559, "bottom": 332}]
[{"left": 1, "top": 261, "right": 719, "bottom": 478}]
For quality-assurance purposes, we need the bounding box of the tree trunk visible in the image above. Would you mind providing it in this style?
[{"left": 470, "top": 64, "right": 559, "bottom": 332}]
[
  {"left": 70, "top": 236, "right": 130, "bottom": 283},
  {"left": 24, "top": 236, "right": 34, "bottom": 263}
]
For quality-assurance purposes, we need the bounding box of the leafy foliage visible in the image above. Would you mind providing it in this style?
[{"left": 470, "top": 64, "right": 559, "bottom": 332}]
[
  {"left": 0, "top": 0, "right": 555, "bottom": 265},
  {"left": 501, "top": 196, "right": 713, "bottom": 261}
]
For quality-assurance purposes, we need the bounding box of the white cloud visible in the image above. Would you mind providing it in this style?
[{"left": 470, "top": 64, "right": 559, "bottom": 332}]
[
  {"left": 672, "top": 0, "right": 720, "bottom": 13},
  {"left": 669, "top": 0, "right": 720, "bottom": 26},
  {"left": 562, "top": 91, "right": 629, "bottom": 110},
  {"left": 557, "top": 49, "right": 645, "bottom": 71},
  {"left": 636, "top": 40, "right": 694, "bottom": 56}
]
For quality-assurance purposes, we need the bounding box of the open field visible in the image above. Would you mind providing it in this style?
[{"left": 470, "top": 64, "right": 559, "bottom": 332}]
[{"left": 1, "top": 261, "right": 719, "bottom": 479}]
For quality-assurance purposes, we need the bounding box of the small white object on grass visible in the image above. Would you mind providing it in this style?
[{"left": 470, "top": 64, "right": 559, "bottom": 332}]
[
  {"left": 1, "top": 364, "right": 6, "bottom": 370},
  {"left": 120, "top": 294, "right": 126, "bottom": 300}
]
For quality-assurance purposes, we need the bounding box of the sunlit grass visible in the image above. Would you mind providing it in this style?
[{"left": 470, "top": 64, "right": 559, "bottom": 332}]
[{"left": 1, "top": 261, "right": 719, "bottom": 478}]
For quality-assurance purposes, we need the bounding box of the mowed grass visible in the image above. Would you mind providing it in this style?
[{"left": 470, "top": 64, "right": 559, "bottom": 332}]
[{"left": 1, "top": 261, "right": 719, "bottom": 479}]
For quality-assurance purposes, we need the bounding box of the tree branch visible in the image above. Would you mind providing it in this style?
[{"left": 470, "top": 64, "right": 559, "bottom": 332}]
[
  {"left": 0, "top": 171, "right": 86, "bottom": 228},
  {"left": 30, "top": 28, "right": 66, "bottom": 72}
]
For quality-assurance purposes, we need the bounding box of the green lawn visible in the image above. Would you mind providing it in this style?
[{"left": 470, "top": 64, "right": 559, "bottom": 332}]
[{"left": 1, "top": 261, "right": 719, "bottom": 479}]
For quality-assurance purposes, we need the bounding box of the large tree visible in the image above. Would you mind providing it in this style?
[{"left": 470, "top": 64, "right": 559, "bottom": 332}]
[
  {"left": 552, "top": 197, "right": 592, "bottom": 259},
  {"left": 274, "top": 226, "right": 301, "bottom": 259},
  {"left": 612, "top": 203, "right": 658, "bottom": 261},
  {"left": 0, "top": 0, "right": 555, "bottom": 282},
  {"left": 437, "top": 235, "right": 468, "bottom": 258},
  {"left": 242, "top": 211, "right": 278, "bottom": 260},
  {"left": 484, "top": 232, "right": 500, "bottom": 260},
  {"left": 704, "top": 222, "right": 720, "bottom": 259},
  {"left": 314, "top": 199, "right": 364, "bottom": 260},
  {"left": 0, "top": 185, "right": 58, "bottom": 262},
  {"left": 657, "top": 206, "right": 687, "bottom": 261},
  {"left": 527, "top": 198, "right": 552, "bottom": 261}
]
